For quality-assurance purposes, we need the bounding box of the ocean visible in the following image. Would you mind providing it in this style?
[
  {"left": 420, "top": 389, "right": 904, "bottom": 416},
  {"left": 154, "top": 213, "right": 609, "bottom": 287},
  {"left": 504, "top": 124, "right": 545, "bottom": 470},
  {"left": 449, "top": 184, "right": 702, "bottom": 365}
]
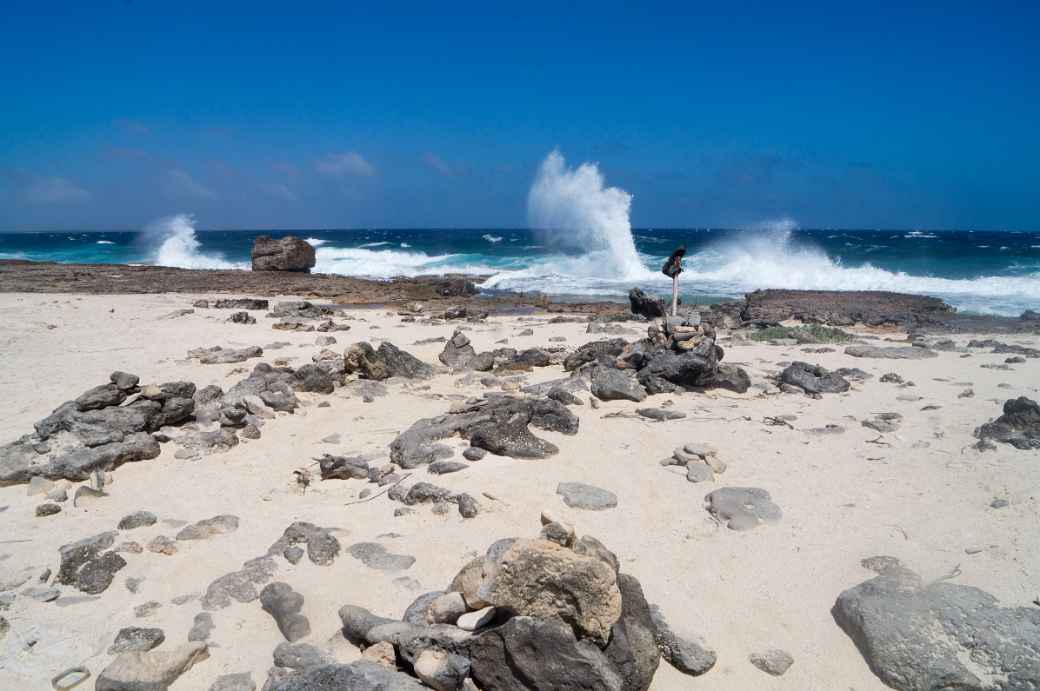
[{"left": 1, "top": 218, "right": 1038, "bottom": 317}]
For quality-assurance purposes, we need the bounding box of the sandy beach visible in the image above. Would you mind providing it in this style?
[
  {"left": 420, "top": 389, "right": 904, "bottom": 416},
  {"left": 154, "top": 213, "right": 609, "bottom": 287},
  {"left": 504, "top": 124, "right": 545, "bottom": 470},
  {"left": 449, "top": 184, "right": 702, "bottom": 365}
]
[{"left": 0, "top": 289, "right": 1037, "bottom": 690}]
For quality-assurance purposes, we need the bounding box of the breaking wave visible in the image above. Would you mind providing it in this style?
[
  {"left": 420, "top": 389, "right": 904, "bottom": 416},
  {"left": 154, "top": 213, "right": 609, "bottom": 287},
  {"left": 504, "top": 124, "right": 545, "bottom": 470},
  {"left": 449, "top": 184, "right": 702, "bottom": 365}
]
[{"left": 138, "top": 214, "right": 243, "bottom": 269}]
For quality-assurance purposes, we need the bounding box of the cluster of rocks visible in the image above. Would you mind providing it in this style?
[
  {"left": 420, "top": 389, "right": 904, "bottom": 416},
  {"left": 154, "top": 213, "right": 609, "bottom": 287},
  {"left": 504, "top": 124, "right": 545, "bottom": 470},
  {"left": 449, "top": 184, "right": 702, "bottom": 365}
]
[
  {"left": 346, "top": 341, "right": 434, "bottom": 380},
  {"left": 967, "top": 338, "right": 1040, "bottom": 359},
  {"left": 975, "top": 397, "right": 1040, "bottom": 450},
  {"left": 553, "top": 317, "right": 751, "bottom": 402},
  {"left": 0, "top": 372, "right": 189, "bottom": 484},
  {"left": 660, "top": 443, "right": 726, "bottom": 483},
  {"left": 778, "top": 361, "right": 851, "bottom": 395},
  {"left": 438, "top": 329, "right": 557, "bottom": 373},
  {"left": 268, "top": 300, "right": 353, "bottom": 332},
  {"left": 265, "top": 518, "right": 713, "bottom": 690}
]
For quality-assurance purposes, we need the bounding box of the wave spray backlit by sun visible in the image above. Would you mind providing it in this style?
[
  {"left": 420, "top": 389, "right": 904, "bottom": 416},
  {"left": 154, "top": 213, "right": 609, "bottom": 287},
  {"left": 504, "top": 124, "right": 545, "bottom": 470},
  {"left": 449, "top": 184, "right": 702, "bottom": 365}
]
[{"left": 138, "top": 214, "right": 242, "bottom": 269}]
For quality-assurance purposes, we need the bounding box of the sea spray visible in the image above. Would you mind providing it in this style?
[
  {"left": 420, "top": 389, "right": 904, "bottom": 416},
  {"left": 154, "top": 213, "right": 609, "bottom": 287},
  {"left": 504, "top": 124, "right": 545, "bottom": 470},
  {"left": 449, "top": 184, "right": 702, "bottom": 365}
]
[
  {"left": 138, "top": 214, "right": 242, "bottom": 269},
  {"left": 526, "top": 149, "right": 650, "bottom": 280}
]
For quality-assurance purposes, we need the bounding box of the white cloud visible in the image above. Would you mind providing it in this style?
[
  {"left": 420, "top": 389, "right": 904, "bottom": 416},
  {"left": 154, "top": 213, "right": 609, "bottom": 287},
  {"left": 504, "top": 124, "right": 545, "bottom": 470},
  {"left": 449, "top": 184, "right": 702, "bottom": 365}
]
[
  {"left": 262, "top": 182, "right": 298, "bottom": 201},
  {"left": 162, "top": 169, "right": 216, "bottom": 200},
  {"left": 315, "top": 152, "right": 375, "bottom": 177},
  {"left": 23, "top": 177, "right": 91, "bottom": 204},
  {"left": 422, "top": 152, "right": 458, "bottom": 176}
]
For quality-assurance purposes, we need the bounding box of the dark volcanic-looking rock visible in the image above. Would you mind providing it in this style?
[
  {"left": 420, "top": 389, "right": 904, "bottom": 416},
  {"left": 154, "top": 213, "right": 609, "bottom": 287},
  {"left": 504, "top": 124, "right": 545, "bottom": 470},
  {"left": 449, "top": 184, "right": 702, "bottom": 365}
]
[
  {"left": 345, "top": 342, "right": 434, "bottom": 380},
  {"left": 844, "top": 345, "right": 938, "bottom": 360},
  {"left": 251, "top": 235, "right": 316, "bottom": 272},
  {"left": 389, "top": 396, "right": 577, "bottom": 467},
  {"left": 629, "top": 288, "right": 666, "bottom": 320},
  {"left": 214, "top": 298, "right": 269, "bottom": 310},
  {"left": 591, "top": 367, "right": 648, "bottom": 402},
  {"left": 697, "top": 364, "right": 751, "bottom": 393},
  {"left": 564, "top": 339, "right": 628, "bottom": 372},
  {"left": 57, "top": 531, "right": 126, "bottom": 594},
  {"left": 648, "top": 605, "right": 716, "bottom": 676},
  {"left": 260, "top": 582, "right": 311, "bottom": 642},
  {"left": 743, "top": 289, "right": 954, "bottom": 326},
  {"left": 975, "top": 397, "right": 1040, "bottom": 450},
  {"left": 266, "top": 661, "right": 427, "bottom": 691},
  {"left": 779, "top": 362, "right": 851, "bottom": 394},
  {"left": 833, "top": 558, "right": 1040, "bottom": 691},
  {"left": 439, "top": 329, "right": 477, "bottom": 368},
  {"left": 267, "top": 521, "right": 341, "bottom": 566}
]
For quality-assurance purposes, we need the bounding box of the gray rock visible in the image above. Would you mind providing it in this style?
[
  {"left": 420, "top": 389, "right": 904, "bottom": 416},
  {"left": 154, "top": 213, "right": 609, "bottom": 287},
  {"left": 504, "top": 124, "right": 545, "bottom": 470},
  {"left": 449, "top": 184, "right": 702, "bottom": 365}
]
[
  {"left": 209, "top": 672, "right": 256, "bottom": 691},
  {"left": 844, "top": 345, "right": 938, "bottom": 360},
  {"left": 563, "top": 338, "right": 628, "bottom": 371},
  {"left": 134, "top": 601, "right": 162, "bottom": 618},
  {"left": 636, "top": 408, "right": 686, "bottom": 421},
  {"left": 749, "top": 648, "right": 794, "bottom": 676},
  {"left": 462, "top": 447, "right": 486, "bottom": 461},
  {"left": 96, "top": 641, "right": 208, "bottom": 691},
  {"left": 975, "top": 397, "right": 1040, "bottom": 450},
  {"left": 457, "top": 606, "right": 496, "bottom": 631},
  {"left": 704, "top": 487, "right": 782, "bottom": 530},
  {"left": 456, "top": 493, "right": 479, "bottom": 519},
  {"left": 176, "top": 514, "right": 240, "bottom": 541},
  {"left": 260, "top": 582, "right": 311, "bottom": 642},
  {"left": 264, "top": 661, "right": 427, "bottom": 691},
  {"left": 629, "top": 287, "right": 666, "bottom": 319},
  {"left": 428, "top": 460, "right": 467, "bottom": 475},
  {"left": 591, "top": 367, "right": 648, "bottom": 402},
  {"left": 317, "top": 454, "right": 369, "bottom": 480},
  {"left": 348, "top": 543, "right": 416, "bottom": 572},
  {"left": 862, "top": 412, "right": 903, "bottom": 434},
  {"left": 440, "top": 329, "right": 477, "bottom": 368},
  {"left": 557, "top": 481, "right": 618, "bottom": 510},
  {"left": 57, "top": 531, "right": 126, "bottom": 594},
  {"left": 118, "top": 511, "right": 158, "bottom": 530},
  {"left": 188, "top": 612, "right": 214, "bottom": 642},
  {"left": 201, "top": 556, "right": 278, "bottom": 610},
  {"left": 603, "top": 573, "right": 661, "bottom": 691},
  {"left": 344, "top": 342, "right": 434, "bottom": 380},
  {"left": 267, "top": 522, "right": 340, "bottom": 566},
  {"left": 109, "top": 627, "right": 165, "bottom": 654},
  {"left": 779, "top": 361, "right": 851, "bottom": 394},
  {"left": 227, "top": 311, "right": 256, "bottom": 325},
  {"left": 272, "top": 641, "right": 332, "bottom": 670},
  {"left": 413, "top": 648, "right": 471, "bottom": 691},
  {"left": 36, "top": 502, "right": 61, "bottom": 516},
  {"left": 834, "top": 558, "right": 1040, "bottom": 690},
  {"left": 22, "top": 585, "right": 60, "bottom": 602},
  {"left": 189, "top": 345, "right": 264, "bottom": 365},
  {"left": 427, "top": 592, "right": 468, "bottom": 624},
  {"left": 111, "top": 371, "right": 141, "bottom": 391},
  {"left": 648, "top": 604, "right": 716, "bottom": 676},
  {"left": 685, "top": 463, "right": 714, "bottom": 483},
  {"left": 402, "top": 590, "right": 446, "bottom": 625}
]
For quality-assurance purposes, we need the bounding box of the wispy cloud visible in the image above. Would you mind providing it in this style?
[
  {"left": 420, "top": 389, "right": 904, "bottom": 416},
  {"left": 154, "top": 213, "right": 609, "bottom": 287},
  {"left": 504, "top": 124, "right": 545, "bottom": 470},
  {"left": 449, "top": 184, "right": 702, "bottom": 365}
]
[
  {"left": 162, "top": 169, "right": 216, "bottom": 200},
  {"left": 422, "top": 152, "right": 462, "bottom": 177},
  {"left": 315, "top": 152, "right": 375, "bottom": 177},
  {"left": 262, "top": 182, "right": 298, "bottom": 202},
  {"left": 23, "top": 176, "right": 91, "bottom": 204}
]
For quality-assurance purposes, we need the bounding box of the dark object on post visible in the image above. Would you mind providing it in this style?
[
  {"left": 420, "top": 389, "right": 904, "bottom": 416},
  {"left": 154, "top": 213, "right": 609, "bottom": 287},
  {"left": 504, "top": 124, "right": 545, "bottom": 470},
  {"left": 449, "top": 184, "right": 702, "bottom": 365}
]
[
  {"left": 661, "top": 246, "right": 686, "bottom": 278},
  {"left": 251, "top": 236, "right": 317, "bottom": 273}
]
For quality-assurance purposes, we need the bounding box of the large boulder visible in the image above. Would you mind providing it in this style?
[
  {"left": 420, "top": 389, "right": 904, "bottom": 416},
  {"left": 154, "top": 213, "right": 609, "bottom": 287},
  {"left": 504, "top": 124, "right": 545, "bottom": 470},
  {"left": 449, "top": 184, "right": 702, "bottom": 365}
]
[
  {"left": 833, "top": 557, "right": 1040, "bottom": 690},
  {"left": 975, "top": 397, "right": 1040, "bottom": 450},
  {"left": 439, "top": 330, "right": 477, "bottom": 369},
  {"left": 251, "top": 235, "right": 316, "bottom": 272},
  {"left": 96, "top": 642, "right": 209, "bottom": 690},
  {"left": 481, "top": 539, "right": 622, "bottom": 641}
]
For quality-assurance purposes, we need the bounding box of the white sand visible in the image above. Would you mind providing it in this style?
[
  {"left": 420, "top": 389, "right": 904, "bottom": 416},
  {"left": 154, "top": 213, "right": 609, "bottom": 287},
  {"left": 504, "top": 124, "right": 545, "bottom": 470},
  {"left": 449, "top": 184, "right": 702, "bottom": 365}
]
[{"left": 1, "top": 292, "right": 1038, "bottom": 690}]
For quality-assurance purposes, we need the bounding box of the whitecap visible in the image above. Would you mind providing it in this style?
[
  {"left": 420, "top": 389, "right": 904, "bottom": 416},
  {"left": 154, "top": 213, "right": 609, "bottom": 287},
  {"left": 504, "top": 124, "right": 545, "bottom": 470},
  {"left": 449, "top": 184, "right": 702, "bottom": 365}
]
[{"left": 482, "top": 234, "right": 503, "bottom": 244}]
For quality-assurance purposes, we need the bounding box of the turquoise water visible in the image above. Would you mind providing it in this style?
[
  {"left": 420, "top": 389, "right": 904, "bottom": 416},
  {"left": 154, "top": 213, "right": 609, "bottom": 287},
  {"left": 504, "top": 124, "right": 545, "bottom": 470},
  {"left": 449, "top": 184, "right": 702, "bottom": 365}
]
[{"left": 1, "top": 221, "right": 1038, "bottom": 316}]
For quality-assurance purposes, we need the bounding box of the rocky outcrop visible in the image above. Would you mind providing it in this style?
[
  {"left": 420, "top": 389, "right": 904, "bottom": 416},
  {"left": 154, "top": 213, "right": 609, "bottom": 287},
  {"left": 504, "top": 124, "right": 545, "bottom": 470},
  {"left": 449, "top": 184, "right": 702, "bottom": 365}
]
[
  {"left": 742, "top": 289, "right": 954, "bottom": 326},
  {"left": 439, "top": 330, "right": 477, "bottom": 368},
  {"left": 975, "top": 397, "right": 1040, "bottom": 450},
  {"left": 336, "top": 521, "right": 659, "bottom": 691},
  {"left": 251, "top": 236, "right": 316, "bottom": 272},
  {"left": 389, "top": 396, "right": 578, "bottom": 468},
  {"left": 833, "top": 557, "right": 1040, "bottom": 690}
]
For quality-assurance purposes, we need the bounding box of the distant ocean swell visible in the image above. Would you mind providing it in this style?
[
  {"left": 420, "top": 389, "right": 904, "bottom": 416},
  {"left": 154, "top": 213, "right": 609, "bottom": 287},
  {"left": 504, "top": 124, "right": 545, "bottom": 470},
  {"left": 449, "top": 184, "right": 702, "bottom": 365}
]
[{"left": 0, "top": 151, "right": 1038, "bottom": 316}]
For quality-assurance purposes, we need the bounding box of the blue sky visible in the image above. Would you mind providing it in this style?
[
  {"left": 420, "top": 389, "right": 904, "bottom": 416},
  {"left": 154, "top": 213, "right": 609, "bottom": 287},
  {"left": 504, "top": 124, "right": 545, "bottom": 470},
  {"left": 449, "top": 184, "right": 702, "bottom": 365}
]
[{"left": 1, "top": 1, "right": 1037, "bottom": 231}]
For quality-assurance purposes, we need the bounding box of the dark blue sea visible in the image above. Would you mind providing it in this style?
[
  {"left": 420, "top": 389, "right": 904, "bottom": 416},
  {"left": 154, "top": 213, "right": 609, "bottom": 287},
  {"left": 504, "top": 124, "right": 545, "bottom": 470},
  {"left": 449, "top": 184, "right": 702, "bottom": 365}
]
[{"left": 1, "top": 217, "right": 1038, "bottom": 316}]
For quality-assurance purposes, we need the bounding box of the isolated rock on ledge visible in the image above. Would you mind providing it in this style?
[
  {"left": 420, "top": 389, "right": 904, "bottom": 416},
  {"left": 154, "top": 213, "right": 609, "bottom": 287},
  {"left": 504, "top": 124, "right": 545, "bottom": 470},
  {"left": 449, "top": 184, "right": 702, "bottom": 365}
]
[{"left": 251, "top": 235, "right": 316, "bottom": 272}]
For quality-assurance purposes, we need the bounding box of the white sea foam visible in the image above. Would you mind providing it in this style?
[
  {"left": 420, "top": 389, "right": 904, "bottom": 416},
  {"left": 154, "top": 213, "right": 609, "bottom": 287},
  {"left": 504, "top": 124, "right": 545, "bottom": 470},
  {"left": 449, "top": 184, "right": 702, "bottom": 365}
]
[
  {"left": 358, "top": 241, "right": 390, "bottom": 248},
  {"left": 527, "top": 149, "right": 653, "bottom": 282},
  {"left": 313, "top": 246, "right": 500, "bottom": 279},
  {"left": 482, "top": 234, "right": 503, "bottom": 243},
  {"left": 304, "top": 237, "right": 327, "bottom": 247},
  {"left": 96, "top": 240, "right": 115, "bottom": 245},
  {"left": 139, "top": 214, "right": 244, "bottom": 270}
]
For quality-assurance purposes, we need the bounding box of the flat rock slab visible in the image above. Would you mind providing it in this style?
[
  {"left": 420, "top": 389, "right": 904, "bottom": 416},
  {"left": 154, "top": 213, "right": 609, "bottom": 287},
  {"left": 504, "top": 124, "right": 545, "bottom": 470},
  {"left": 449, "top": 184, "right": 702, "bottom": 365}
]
[
  {"left": 636, "top": 408, "right": 687, "bottom": 421},
  {"left": 704, "top": 487, "right": 782, "bottom": 530},
  {"left": 834, "top": 557, "right": 1040, "bottom": 690},
  {"left": 556, "top": 482, "right": 618, "bottom": 510},
  {"left": 348, "top": 543, "right": 416, "bottom": 572},
  {"left": 844, "top": 345, "right": 938, "bottom": 360}
]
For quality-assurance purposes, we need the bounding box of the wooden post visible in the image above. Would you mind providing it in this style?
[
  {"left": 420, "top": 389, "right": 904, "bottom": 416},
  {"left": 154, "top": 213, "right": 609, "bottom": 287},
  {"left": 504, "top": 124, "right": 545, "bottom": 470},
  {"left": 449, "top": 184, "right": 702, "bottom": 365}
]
[{"left": 671, "top": 274, "right": 679, "bottom": 316}]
